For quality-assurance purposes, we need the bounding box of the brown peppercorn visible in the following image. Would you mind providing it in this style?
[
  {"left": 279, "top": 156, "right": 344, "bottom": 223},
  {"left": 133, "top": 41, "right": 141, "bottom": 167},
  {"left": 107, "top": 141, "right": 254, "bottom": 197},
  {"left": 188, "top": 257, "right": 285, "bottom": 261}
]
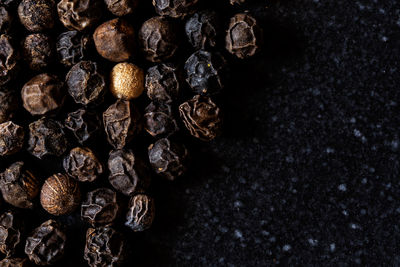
[
  {"left": 110, "top": 63, "right": 144, "bottom": 100},
  {"left": 81, "top": 188, "right": 119, "bottom": 226},
  {"left": 103, "top": 100, "right": 142, "bottom": 149},
  {"left": 144, "top": 102, "right": 179, "bottom": 138},
  {"left": 0, "top": 121, "right": 24, "bottom": 156},
  {"left": 105, "top": 0, "right": 139, "bottom": 16},
  {"left": 139, "top": 16, "right": 180, "bottom": 63},
  {"left": 18, "top": 0, "right": 56, "bottom": 32},
  {"left": 64, "top": 108, "right": 100, "bottom": 144},
  {"left": 21, "top": 74, "right": 65, "bottom": 116},
  {"left": 179, "top": 95, "right": 222, "bottom": 141},
  {"left": 125, "top": 194, "right": 155, "bottom": 232},
  {"left": 0, "top": 34, "right": 18, "bottom": 86},
  {"left": 66, "top": 61, "right": 106, "bottom": 105},
  {"left": 56, "top": 31, "right": 92, "bottom": 67},
  {"left": 0, "top": 7, "right": 13, "bottom": 34},
  {"left": 0, "top": 258, "right": 31, "bottom": 267},
  {"left": 0, "top": 211, "right": 24, "bottom": 257},
  {"left": 0, "top": 162, "right": 40, "bottom": 209},
  {"left": 152, "top": 0, "right": 199, "bottom": 18},
  {"left": 226, "top": 13, "right": 263, "bottom": 59},
  {"left": 145, "top": 63, "right": 180, "bottom": 103},
  {"left": 0, "top": 87, "right": 18, "bottom": 124},
  {"left": 22, "top": 33, "right": 55, "bottom": 71},
  {"left": 40, "top": 173, "right": 81, "bottom": 216},
  {"left": 93, "top": 18, "right": 135, "bottom": 62},
  {"left": 63, "top": 147, "right": 103, "bottom": 182},
  {"left": 57, "top": 0, "right": 102, "bottom": 31}
]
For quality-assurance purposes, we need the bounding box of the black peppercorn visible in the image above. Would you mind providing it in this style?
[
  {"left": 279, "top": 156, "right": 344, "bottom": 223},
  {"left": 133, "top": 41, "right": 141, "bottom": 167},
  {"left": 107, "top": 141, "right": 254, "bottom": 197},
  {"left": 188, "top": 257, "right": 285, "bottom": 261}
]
[
  {"left": 0, "top": 34, "right": 18, "bottom": 86},
  {"left": 148, "top": 138, "right": 188, "bottom": 180},
  {"left": 0, "top": 211, "right": 24, "bottom": 257},
  {"left": 184, "top": 50, "right": 226, "bottom": 95},
  {"left": 66, "top": 61, "right": 106, "bottom": 105},
  {"left": 145, "top": 63, "right": 180, "bottom": 104},
  {"left": 105, "top": 0, "right": 139, "bottom": 17},
  {"left": 152, "top": 0, "right": 199, "bottom": 18},
  {"left": 81, "top": 188, "right": 119, "bottom": 227},
  {"left": 0, "top": 121, "right": 24, "bottom": 156},
  {"left": 57, "top": 0, "right": 102, "bottom": 31},
  {"left": 139, "top": 16, "right": 180, "bottom": 63},
  {"left": 179, "top": 95, "right": 222, "bottom": 141},
  {"left": 56, "top": 31, "right": 92, "bottom": 67},
  {"left": 226, "top": 13, "right": 263, "bottom": 59},
  {"left": 185, "top": 10, "right": 220, "bottom": 50},
  {"left": 63, "top": 147, "right": 103, "bottom": 182},
  {"left": 144, "top": 102, "right": 179, "bottom": 138},
  {"left": 0, "top": 7, "right": 13, "bottom": 34},
  {"left": 64, "top": 108, "right": 100, "bottom": 144},
  {"left": 125, "top": 194, "right": 155, "bottom": 232},
  {"left": 0, "top": 87, "right": 18, "bottom": 124},
  {"left": 18, "top": 0, "right": 56, "bottom": 32},
  {"left": 108, "top": 149, "right": 150, "bottom": 196},
  {"left": 25, "top": 220, "right": 66, "bottom": 266},
  {"left": 22, "top": 33, "right": 55, "bottom": 71}
]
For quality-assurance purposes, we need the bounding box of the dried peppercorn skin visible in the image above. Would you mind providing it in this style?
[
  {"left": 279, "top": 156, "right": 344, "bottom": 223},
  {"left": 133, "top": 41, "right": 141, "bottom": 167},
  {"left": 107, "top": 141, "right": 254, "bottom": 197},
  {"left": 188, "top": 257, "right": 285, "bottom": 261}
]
[
  {"left": 18, "top": 0, "right": 56, "bottom": 32},
  {"left": 125, "top": 194, "right": 155, "bottom": 231},
  {"left": 57, "top": 31, "right": 92, "bottom": 67},
  {"left": 0, "top": 7, "right": 13, "bottom": 34},
  {"left": 64, "top": 108, "right": 100, "bottom": 144},
  {"left": 0, "top": 211, "right": 24, "bottom": 257},
  {"left": 185, "top": 10, "right": 220, "bottom": 50},
  {"left": 144, "top": 102, "right": 179, "bottom": 138},
  {"left": 145, "top": 63, "right": 180, "bottom": 103},
  {"left": 0, "top": 34, "right": 18, "bottom": 86},
  {"left": 57, "top": 0, "right": 102, "bottom": 31},
  {"left": 105, "top": 0, "right": 139, "bottom": 16},
  {"left": 63, "top": 147, "right": 103, "bottom": 182},
  {"left": 152, "top": 0, "right": 199, "bottom": 18},
  {"left": 0, "top": 121, "right": 24, "bottom": 156}
]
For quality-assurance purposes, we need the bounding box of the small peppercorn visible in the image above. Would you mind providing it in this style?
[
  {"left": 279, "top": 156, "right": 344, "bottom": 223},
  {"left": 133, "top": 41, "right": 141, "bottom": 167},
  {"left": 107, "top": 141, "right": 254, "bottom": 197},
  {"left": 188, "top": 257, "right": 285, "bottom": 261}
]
[
  {"left": 93, "top": 18, "right": 136, "bottom": 62},
  {"left": 152, "top": 0, "right": 199, "bottom": 18},
  {"left": 0, "top": 162, "right": 40, "bottom": 209},
  {"left": 108, "top": 149, "right": 150, "bottom": 196},
  {"left": 103, "top": 100, "right": 142, "bottom": 149},
  {"left": 145, "top": 63, "right": 180, "bottom": 104},
  {"left": 63, "top": 147, "right": 103, "bottom": 182},
  {"left": 148, "top": 138, "right": 188, "bottom": 180},
  {"left": 105, "top": 0, "right": 139, "bottom": 16},
  {"left": 18, "top": 0, "right": 56, "bottom": 32},
  {"left": 66, "top": 61, "right": 106, "bottom": 105},
  {"left": 179, "top": 95, "right": 222, "bottom": 141},
  {"left": 144, "top": 102, "right": 179, "bottom": 138},
  {"left": 25, "top": 220, "right": 66, "bottom": 266},
  {"left": 184, "top": 50, "right": 226, "bottom": 95},
  {"left": 64, "top": 108, "right": 100, "bottom": 144},
  {"left": 57, "top": 0, "right": 102, "bottom": 31},
  {"left": 0, "top": 7, "right": 13, "bottom": 34},
  {"left": 0, "top": 121, "right": 24, "bottom": 156},
  {"left": 139, "top": 16, "right": 180, "bottom": 63},
  {"left": 0, "top": 211, "right": 24, "bottom": 257},
  {"left": 0, "top": 87, "right": 18, "bottom": 124},
  {"left": 56, "top": 31, "right": 92, "bottom": 67},
  {"left": 22, "top": 34, "right": 55, "bottom": 71},
  {"left": 21, "top": 74, "right": 65, "bottom": 116},
  {"left": 81, "top": 188, "right": 119, "bottom": 226},
  {"left": 40, "top": 173, "right": 81, "bottom": 216},
  {"left": 125, "top": 194, "right": 155, "bottom": 232},
  {"left": 226, "top": 13, "right": 263, "bottom": 59},
  {"left": 185, "top": 10, "right": 220, "bottom": 50},
  {"left": 0, "top": 34, "right": 18, "bottom": 86},
  {"left": 110, "top": 63, "right": 145, "bottom": 100}
]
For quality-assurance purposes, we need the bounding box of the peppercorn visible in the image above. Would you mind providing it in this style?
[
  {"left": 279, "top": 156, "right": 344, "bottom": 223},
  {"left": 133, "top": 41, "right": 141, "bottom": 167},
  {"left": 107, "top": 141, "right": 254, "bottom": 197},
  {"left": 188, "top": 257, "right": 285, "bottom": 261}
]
[
  {"left": 25, "top": 220, "right": 66, "bottom": 266},
  {"left": 184, "top": 50, "right": 226, "bottom": 95},
  {"left": 0, "top": 258, "right": 31, "bottom": 267},
  {"left": 56, "top": 31, "right": 92, "bottom": 67},
  {"left": 110, "top": 63, "right": 145, "bottom": 100},
  {"left": 64, "top": 108, "right": 100, "bottom": 144},
  {"left": 57, "top": 0, "right": 102, "bottom": 31},
  {"left": 27, "top": 118, "right": 68, "bottom": 159},
  {"left": 22, "top": 33, "right": 55, "bottom": 71},
  {"left": 179, "top": 95, "right": 222, "bottom": 141},
  {"left": 125, "top": 194, "right": 155, "bottom": 232},
  {"left": 66, "top": 61, "right": 106, "bottom": 105},
  {"left": 144, "top": 102, "right": 179, "bottom": 138},
  {"left": 21, "top": 74, "right": 65, "bottom": 116},
  {"left": 139, "top": 16, "right": 180, "bottom": 63},
  {"left": 18, "top": 0, "right": 56, "bottom": 32},
  {"left": 108, "top": 149, "right": 150, "bottom": 196},
  {"left": 0, "top": 121, "right": 24, "bottom": 156},
  {"left": 103, "top": 100, "right": 142, "bottom": 149},
  {"left": 63, "top": 147, "right": 103, "bottom": 182},
  {"left": 0, "top": 162, "right": 40, "bottom": 209},
  {"left": 185, "top": 10, "right": 220, "bottom": 50},
  {"left": 226, "top": 13, "right": 263, "bottom": 59},
  {"left": 40, "top": 173, "right": 81, "bottom": 216},
  {"left": 152, "top": 0, "right": 199, "bottom": 18},
  {"left": 0, "top": 34, "right": 18, "bottom": 86},
  {"left": 148, "top": 138, "right": 188, "bottom": 180},
  {"left": 0, "top": 7, "right": 13, "bottom": 34},
  {"left": 93, "top": 18, "right": 136, "bottom": 62},
  {"left": 145, "top": 63, "right": 180, "bottom": 104},
  {"left": 0, "top": 211, "right": 24, "bottom": 257},
  {"left": 0, "top": 87, "right": 18, "bottom": 124},
  {"left": 84, "top": 227, "right": 126, "bottom": 267},
  {"left": 81, "top": 188, "right": 119, "bottom": 226},
  {"left": 105, "top": 0, "right": 139, "bottom": 16}
]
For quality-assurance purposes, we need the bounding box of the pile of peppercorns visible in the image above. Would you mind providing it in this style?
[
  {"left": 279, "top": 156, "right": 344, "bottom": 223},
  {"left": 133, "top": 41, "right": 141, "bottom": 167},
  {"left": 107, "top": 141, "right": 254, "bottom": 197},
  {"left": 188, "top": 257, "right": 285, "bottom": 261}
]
[{"left": 0, "top": 0, "right": 262, "bottom": 266}]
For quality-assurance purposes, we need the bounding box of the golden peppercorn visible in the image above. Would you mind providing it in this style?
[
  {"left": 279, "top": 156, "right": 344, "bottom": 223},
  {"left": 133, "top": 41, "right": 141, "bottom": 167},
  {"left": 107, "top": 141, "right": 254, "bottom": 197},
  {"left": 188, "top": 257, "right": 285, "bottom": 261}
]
[{"left": 110, "top": 63, "right": 145, "bottom": 100}]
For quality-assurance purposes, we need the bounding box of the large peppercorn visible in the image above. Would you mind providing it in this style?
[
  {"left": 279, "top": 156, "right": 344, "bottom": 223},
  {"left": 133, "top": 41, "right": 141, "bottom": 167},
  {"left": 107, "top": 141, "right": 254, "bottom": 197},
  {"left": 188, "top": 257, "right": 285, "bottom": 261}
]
[
  {"left": 184, "top": 50, "right": 226, "bottom": 95},
  {"left": 0, "top": 121, "right": 24, "bottom": 156},
  {"left": 110, "top": 63, "right": 144, "bottom": 100},
  {"left": 148, "top": 138, "right": 188, "bottom": 180},
  {"left": 25, "top": 220, "right": 66, "bottom": 266},
  {"left": 63, "top": 147, "right": 103, "bottom": 182},
  {"left": 144, "top": 102, "right": 179, "bottom": 138},
  {"left": 40, "top": 173, "right": 81, "bottom": 216},
  {"left": 139, "top": 16, "right": 180, "bottom": 63},
  {"left": 0, "top": 35, "right": 18, "bottom": 86},
  {"left": 145, "top": 63, "right": 180, "bottom": 104},
  {"left": 81, "top": 188, "right": 119, "bottom": 227},
  {"left": 105, "top": 0, "right": 139, "bottom": 16},
  {"left": 0, "top": 7, "right": 13, "bottom": 34},
  {"left": 27, "top": 118, "right": 68, "bottom": 159},
  {"left": 125, "top": 194, "right": 155, "bottom": 232},
  {"left": 93, "top": 18, "right": 135, "bottom": 63},
  {"left": 0, "top": 258, "right": 31, "bottom": 267},
  {"left": 226, "top": 13, "right": 263, "bottom": 59},
  {"left": 0, "top": 211, "right": 24, "bottom": 257},
  {"left": 108, "top": 149, "right": 150, "bottom": 196},
  {"left": 57, "top": 0, "right": 102, "bottom": 31},
  {"left": 84, "top": 227, "right": 126, "bottom": 267},
  {"left": 64, "top": 108, "right": 100, "bottom": 144},
  {"left": 56, "top": 31, "right": 92, "bottom": 67},
  {"left": 0, "top": 87, "right": 18, "bottom": 124},
  {"left": 0, "top": 162, "right": 40, "bottom": 209},
  {"left": 18, "top": 0, "right": 56, "bottom": 32},
  {"left": 22, "top": 34, "right": 54, "bottom": 71},
  {"left": 66, "top": 61, "right": 106, "bottom": 105},
  {"left": 185, "top": 10, "right": 220, "bottom": 50},
  {"left": 152, "top": 0, "right": 199, "bottom": 18},
  {"left": 103, "top": 100, "right": 142, "bottom": 149},
  {"left": 179, "top": 95, "right": 222, "bottom": 141},
  {"left": 21, "top": 74, "right": 65, "bottom": 116}
]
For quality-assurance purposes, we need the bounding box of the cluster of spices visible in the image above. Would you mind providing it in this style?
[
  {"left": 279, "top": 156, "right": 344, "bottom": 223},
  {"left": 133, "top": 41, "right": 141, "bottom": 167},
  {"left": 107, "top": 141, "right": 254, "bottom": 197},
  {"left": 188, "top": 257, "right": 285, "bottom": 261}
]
[{"left": 0, "top": 0, "right": 262, "bottom": 266}]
